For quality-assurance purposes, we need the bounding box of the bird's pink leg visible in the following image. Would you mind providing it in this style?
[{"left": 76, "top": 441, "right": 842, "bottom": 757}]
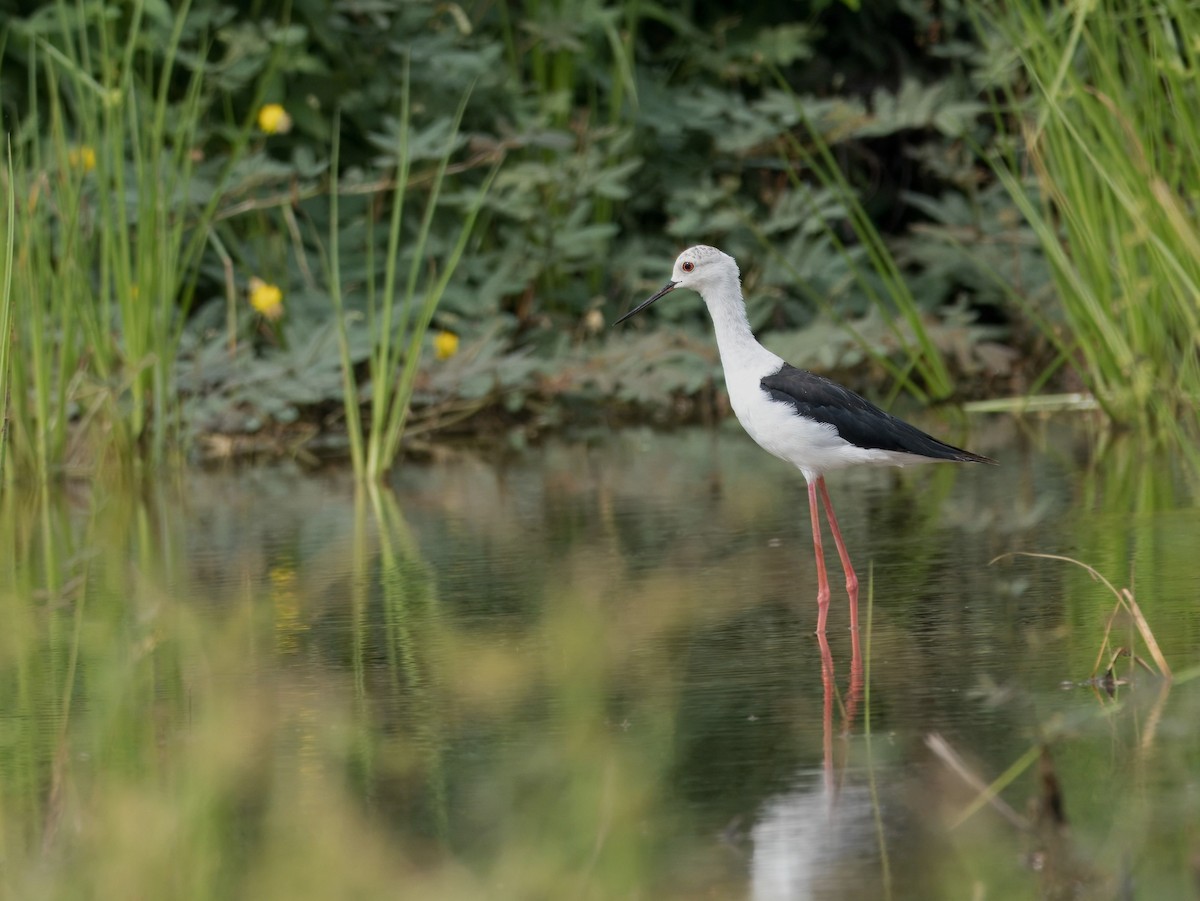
[
  {"left": 818, "top": 631, "right": 835, "bottom": 798},
  {"left": 846, "top": 625, "right": 864, "bottom": 728},
  {"left": 817, "top": 477, "right": 860, "bottom": 633},
  {"left": 808, "top": 480, "right": 831, "bottom": 634}
]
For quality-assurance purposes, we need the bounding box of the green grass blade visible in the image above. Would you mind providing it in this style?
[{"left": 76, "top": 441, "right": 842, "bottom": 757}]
[
  {"left": 327, "top": 112, "right": 366, "bottom": 477},
  {"left": 380, "top": 161, "right": 502, "bottom": 467},
  {"left": 0, "top": 139, "right": 15, "bottom": 488},
  {"left": 369, "top": 82, "right": 481, "bottom": 478},
  {"left": 365, "top": 56, "right": 413, "bottom": 478}
]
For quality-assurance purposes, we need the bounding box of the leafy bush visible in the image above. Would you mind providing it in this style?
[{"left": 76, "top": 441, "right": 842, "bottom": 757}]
[{"left": 9, "top": 0, "right": 1139, "bottom": 472}]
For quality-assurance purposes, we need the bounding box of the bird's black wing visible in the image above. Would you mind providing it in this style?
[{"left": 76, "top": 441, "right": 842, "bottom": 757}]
[{"left": 760, "top": 364, "right": 995, "bottom": 463}]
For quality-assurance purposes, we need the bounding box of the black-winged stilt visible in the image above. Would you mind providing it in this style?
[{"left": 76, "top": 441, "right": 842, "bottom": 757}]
[{"left": 615, "top": 245, "right": 995, "bottom": 634}]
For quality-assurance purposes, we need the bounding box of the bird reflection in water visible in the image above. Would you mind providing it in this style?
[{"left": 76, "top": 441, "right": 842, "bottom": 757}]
[{"left": 751, "top": 630, "right": 876, "bottom": 901}]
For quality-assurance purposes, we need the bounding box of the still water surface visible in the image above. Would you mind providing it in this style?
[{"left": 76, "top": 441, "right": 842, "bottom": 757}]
[{"left": 2, "top": 416, "right": 1198, "bottom": 899}]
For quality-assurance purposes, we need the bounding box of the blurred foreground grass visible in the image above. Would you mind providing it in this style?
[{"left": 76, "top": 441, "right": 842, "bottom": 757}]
[{"left": 0, "top": 474, "right": 711, "bottom": 899}]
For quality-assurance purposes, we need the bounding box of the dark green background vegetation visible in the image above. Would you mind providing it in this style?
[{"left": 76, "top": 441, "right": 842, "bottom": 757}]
[{"left": 2, "top": 0, "right": 1197, "bottom": 475}]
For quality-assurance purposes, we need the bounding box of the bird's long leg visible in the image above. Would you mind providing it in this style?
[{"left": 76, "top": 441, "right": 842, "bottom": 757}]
[
  {"left": 818, "top": 631, "right": 835, "bottom": 798},
  {"left": 808, "top": 479, "right": 831, "bottom": 634},
  {"left": 846, "top": 625, "right": 864, "bottom": 728},
  {"left": 816, "top": 477, "right": 860, "bottom": 632}
]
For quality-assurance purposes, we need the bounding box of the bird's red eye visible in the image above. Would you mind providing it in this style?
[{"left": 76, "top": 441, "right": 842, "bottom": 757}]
[{"left": 681, "top": 261, "right": 695, "bottom": 272}]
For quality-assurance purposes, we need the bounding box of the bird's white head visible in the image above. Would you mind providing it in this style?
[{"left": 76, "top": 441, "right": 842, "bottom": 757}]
[
  {"left": 670, "top": 245, "right": 739, "bottom": 290},
  {"left": 614, "top": 245, "right": 741, "bottom": 325}
]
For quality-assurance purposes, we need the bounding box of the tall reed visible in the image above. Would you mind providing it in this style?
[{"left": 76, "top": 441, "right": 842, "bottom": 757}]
[
  {"left": 6, "top": 0, "right": 273, "bottom": 475},
  {"left": 981, "top": 0, "right": 1200, "bottom": 429},
  {"left": 0, "top": 142, "right": 14, "bottom": 486},
  {"left": 327, "top": 70, "right": 499, "bottom": 481}
]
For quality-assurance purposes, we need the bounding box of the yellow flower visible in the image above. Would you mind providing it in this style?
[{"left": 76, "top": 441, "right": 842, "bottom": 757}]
[
  {"left": 433, "top": 330, "right": 459, "bottom": 360},
  {"left": 67, "top": 145, "right": 97, "bottom": 172},
  {"left": 257, "top": 103, "right": 292, "bottom": 135},
  {"left": 248, "top": 277, "right": 284, "bottom": 321},
  {"left": 269, "top": 564, "right": 308, "bottom": 655}
]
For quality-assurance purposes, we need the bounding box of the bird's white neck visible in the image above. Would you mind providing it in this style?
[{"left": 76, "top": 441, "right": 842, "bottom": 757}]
[{"left": 699, "top": 275, "right": 780, "bottom": 371}]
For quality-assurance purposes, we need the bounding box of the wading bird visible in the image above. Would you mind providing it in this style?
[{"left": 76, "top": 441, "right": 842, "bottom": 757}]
[{"left": 616, "top": 245, "right": 995, "bottom": 633}]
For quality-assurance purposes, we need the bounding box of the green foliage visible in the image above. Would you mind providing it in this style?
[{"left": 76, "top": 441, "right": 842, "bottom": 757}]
[
  {"left": 217, "top": 0, "right": 1010, "bottom": 355},
  {"left": 3, "top": 0, "right": 278, "bottom": 474},
  {"left": 978, "top": 0, "right": 1200, "bottom": 429},
  {"left": 0, "top": 141, "right": 13, "bottom": 486},
  {"left": 189, "top": 0, "right": 1022, "bottom": 451},
  {"left": 14, "top": 0, "right": 1163, "bottom": 467}
]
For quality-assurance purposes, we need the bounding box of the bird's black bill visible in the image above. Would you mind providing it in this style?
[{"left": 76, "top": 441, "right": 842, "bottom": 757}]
[{"left": 613, "top": 281, "right": 677, "bottom": 325}]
